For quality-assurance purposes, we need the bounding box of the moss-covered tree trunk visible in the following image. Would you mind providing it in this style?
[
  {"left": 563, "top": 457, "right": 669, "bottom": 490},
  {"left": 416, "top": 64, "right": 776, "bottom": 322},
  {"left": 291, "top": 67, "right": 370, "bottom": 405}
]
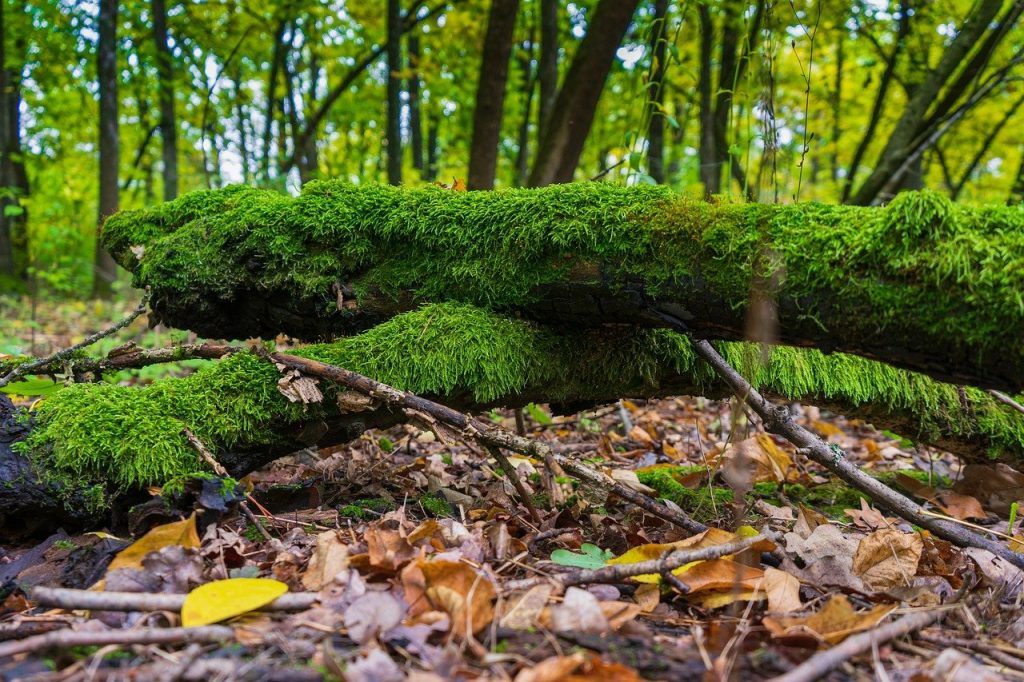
[
  {"left": 103, "top": 183, "right": 1024, "bottom": 392},
  {"left": 4, "top": 305, "right": 1024, "bottom": 535}
]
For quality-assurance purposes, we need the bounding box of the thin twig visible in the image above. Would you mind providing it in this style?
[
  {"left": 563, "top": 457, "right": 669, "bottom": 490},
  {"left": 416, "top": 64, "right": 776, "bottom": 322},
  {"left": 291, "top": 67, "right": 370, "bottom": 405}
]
[
  {"left": 0, "top": 624, "right": 234, "bottom": 658},
  {"left": 504, "top": 534, "right": 764, "bottom": 592},
  {"left": 29, "top": 586, "right": 317, "bottom": 614},
  {"left": 267, "top": 351, "right": 708, "bottom": 535},
  {"left": 0, "top": 290, "right": 152, "bottom": 389},
  {"left": 0, "top": 342, "right": 236, "bottom": 380},
  {"left": 184, "top": 428, "right": 272, "bottom": 541},
  {"left": 769, "top": 607, "right": 952, "bottom": 682},
  {"left": 486, "top": 444, "right": 543, "bottom": 524},
  {"left": 990, "top": 389, "right": 1024, "bottom": 417},
  {"left": 917, "top": 631, "right": 1024, "bottom": 673}
]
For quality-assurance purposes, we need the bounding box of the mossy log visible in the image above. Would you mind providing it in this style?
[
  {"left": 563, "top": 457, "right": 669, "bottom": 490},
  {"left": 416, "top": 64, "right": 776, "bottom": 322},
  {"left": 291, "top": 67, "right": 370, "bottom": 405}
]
[
  {"left": 3, "top": 304, "right": 1024, "bottom": 533},
  {"left": 103, "top": 183, "right": 1024, "bottom": 391}
]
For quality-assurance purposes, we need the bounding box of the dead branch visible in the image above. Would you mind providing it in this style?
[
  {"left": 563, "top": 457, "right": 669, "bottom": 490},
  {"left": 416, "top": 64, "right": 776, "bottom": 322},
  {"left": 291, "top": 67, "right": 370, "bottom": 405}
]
[
  {"left": 268, "top": 350, "right": 709, "bottom": 535},
  {"left": 682, "top": 334, "right": 1024, "bottom": 570},
  {"left": 0, "top": 290, "right": 152, "bottom": 389},
  {"left": 768, "top": 607, "right": 952, "bottom": 682},
  {"left": 0, "top": 624, "right": 235, "bottom": 658},
  {"left": 503, "top": 534, "right": 764, "bottom": 592},
  {"left": 29, "top": 586, "right": 318, "bottom": 614}
]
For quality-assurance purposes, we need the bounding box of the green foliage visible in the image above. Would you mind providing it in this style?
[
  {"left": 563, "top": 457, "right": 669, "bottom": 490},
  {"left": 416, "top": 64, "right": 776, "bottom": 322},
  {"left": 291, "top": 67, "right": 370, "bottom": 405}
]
[
  {"left": 418, "top": 492, "right": 453, "bottom": 517},
  {"left": 339, "top": 497, "right": 396, "bottom": 519}
]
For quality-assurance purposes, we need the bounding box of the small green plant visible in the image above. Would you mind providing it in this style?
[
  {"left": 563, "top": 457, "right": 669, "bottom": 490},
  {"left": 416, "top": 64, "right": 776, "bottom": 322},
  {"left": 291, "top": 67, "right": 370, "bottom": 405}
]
[
  {"left": 419, "top": 492, "right": 453, "bottom": 517},
  {"left": 551, "top": 543, "right": 613, "bottom": 569}
]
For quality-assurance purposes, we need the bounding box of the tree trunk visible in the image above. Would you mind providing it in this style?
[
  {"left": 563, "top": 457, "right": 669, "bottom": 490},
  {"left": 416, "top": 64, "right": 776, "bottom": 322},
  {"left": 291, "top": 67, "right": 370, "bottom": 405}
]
[
  {"left": 646, "top": 0, "right": 668, "bottom": 184},
  {"left": 425, "top": 111, "right": 440, "bottom": 181},
  {"left": 102, "top": 183, "right": 1024, "bottom": 392},
  {"left": 0, "top": 0, "right": 29, "bottom": 284},
  {"left": 152, "top": 0, "right": 178, "bottom": 202},
  {"left": 468, "top": 0, "right": 520, "bottom": 190},
  {"left": 386, "top": 0, "right": 403, "bottom": 185},
  {"left": 3, "top": 302, "right": 1023, "bottom": 535},
  {"left": 515, "top": 48, "right": 536, "bottom": 186},
  {"left": 93, "top": 0, "right": 120, "bottom": 298},
  {"left": 408, "top": 34, "right": 424, "bottom": 172},
  {"left": 527, "top": 0, "right": 640, "bottom": 187},
  {"left": 849, "top": 0, "right": 1007, "bottom": 206},
  {"left": 537, "top": 0, "right": 558, "bottom": 140}
]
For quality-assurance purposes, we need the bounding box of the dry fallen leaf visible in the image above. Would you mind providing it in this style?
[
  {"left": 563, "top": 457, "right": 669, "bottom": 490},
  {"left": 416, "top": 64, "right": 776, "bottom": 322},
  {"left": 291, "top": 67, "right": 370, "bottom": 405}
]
[
  {"left": 344, "top": 592, "right": 405, "bottom": 644},
  {"left": 419, "top": 559, "right": 496, "bottom": 636},
  {"left": 844, "top": 498, "right": 895, "bottom": 531},
  {"left": 853, "top": 528, "right": 923, "bottom": 591},
  {"left": 634, "top": 583, "right": 660, "bottom": 613},
  {"left": 763, "top": 567, "right": 803, "bottom": 613},
  {"left": 500, "top": 583, "right": 553, "bottom": 629},
  {"left": 301, "top": 531, "right": 349, "bottom": 591},
  {"left": 763, "top": 594, "right": 895, "bottom": 645},
  {"left": 514, "top": 653, "right": 587, "bottom": 682},
  {"left": 548, "top": 587, "right": 610, "bottom": 633},
  {"left": 105, "top": 514, "right": 201, "bottom": 575},
  {"left": 895, "top": 473, "right": 986, "bottom": 521},
  {"left": 365, "top": 522, "right": 417, "bottom": 572}
]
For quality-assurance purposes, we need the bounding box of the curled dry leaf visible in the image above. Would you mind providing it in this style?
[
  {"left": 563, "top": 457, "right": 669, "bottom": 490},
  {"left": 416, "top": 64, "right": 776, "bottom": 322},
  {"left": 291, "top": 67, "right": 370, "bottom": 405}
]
[
  {"left": 720, "top": 434, "right": 795, "bottom": 484},
  {"left": 763, "top": 594, "right": 895, "bottom": 646},
  {"left": 275, "top": 368, "right": 323, "bottom": 404},
  {"left": 301, "top": 531, "right": 349, "bottom": 591},
  {"left": 853, "top": 528, "right": 924, "bottom": 591},
  {"left": 763, "top": 567, "right": 803, "bottom": 613},
  {"left": 548, "top": 587, "right": 610, "bottom": 634},
  {"left": 418, "top": 559, "right": 496, "bottom": 636}
]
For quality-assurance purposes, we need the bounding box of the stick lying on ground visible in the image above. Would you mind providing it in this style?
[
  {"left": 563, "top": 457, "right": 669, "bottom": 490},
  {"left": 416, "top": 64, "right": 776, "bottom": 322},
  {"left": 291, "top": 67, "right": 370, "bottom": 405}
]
[
  {"left": 0, "top": 625, "right": 234, "bottom": 659},
  {"left": 29, "top": 587, "right": 317, "bottom": 614}
]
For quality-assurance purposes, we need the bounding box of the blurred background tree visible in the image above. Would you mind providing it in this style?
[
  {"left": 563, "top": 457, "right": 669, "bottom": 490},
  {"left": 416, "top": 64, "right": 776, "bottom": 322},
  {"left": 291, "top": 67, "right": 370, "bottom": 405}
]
[{"left": 0, "top": 0, "right": 1022, "bottom": 298}]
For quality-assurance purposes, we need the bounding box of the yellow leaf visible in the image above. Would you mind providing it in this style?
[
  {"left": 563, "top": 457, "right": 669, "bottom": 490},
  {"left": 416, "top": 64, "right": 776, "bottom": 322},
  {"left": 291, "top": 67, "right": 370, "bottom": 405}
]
[
  {"left": 181, "top": 578, "right": 289, "bottom": 627},
  {"left": 106, "top": 515, "right": 200, "bottom": 574},
  {"left": 695, "top": 589, "right": 766, "bottom": 609},
  {"left": 608, "top": 528, "right": 773, "bottom": 584},
  {"left": 763, "top": 594, "right": 895, "bottom": 645}
]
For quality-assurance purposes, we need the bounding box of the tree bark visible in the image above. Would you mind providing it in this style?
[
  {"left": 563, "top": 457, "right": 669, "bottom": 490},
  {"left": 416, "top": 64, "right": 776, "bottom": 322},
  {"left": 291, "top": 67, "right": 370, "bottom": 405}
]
[
  {"left": 386, "top": 0, "right": 403, "bottom": 185},
  {"left": 527, "top": 0, "right": 640, "bottom": 186},
  {"left": 468, "top": 0, "right": 520, "bottom": 190},
  {"left": 537, "top": 0, "right": 558, "bottom": 141},
  {"left": 408, "top": 34, "right": 424, "bottom": 172},
  {"left": 646, "top": 0, "right": 668, "bottom": 184},
  {"left": 103, "top": 183, "right": 1024, "bottom": 392},
  {"left": 0, "top": 0, "right": 29, "bottom": 284},
  {"left": 152, "top": 0, "right": 178, "bottom": 201},
  {"left": 93, "top": 0, "right": 120, "bottom": 298}
]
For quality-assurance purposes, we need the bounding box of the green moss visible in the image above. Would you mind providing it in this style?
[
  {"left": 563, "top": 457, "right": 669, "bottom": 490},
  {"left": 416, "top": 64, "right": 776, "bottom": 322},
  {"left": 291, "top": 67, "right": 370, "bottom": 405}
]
[
  {"left": 103, "top": 183, "right": 1024, "bottom": 385},
  {"left": 339, "top": 497, "right": 395, "bottom": 519},
  {"left": 418, "top": 492, "right": 452, "bottom": 517},
  {"left": 637, "top": 467, "right": 734, "bottom": 522},
  {"left": 15, "top": 303, "right": 1024, "bottom": 505}
]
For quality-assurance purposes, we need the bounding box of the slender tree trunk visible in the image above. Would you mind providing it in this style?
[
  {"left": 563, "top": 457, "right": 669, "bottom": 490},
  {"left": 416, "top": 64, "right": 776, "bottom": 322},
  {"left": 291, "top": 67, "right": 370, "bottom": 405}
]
[
  {"left": 527, "top": 0, "right": 640, "bottom": 187},
  {"left": 830, "top": 23, "right": 842, "bottom": 185},
  {"left": 261, "top": 20, "right": 288, "bottom": 181},
  {"left": 407, "top": 34, "right": 424, "bottom": 172},
  {"left": 0, "top": 0, "right": 28, "bottom": 284},
  {"left": 646, "top": 0, "right": 668, "bottom": 183},
  {"left": 93, "top": 0, "right": 120, "bottom": 298},
  {"left": 425, "top": 111, "right": 439, "bottom": 182},
  {"left": 1010, "top": 147, "right": 1024, "bottom": 205},
  {"left": 537, "top": 0, "right": 558, "bottom": 140},
  {"left": 386, "top": 0, "right": 403, "bottom": 185},
  {"left": 697, "top": 5, "right": 717, "bottom": 196},
  {"left": 468, "top": 0, "right": 520, "bottom": 190},
  {"left": 152, "top": 0, "right": 177, "bottom": 201},
  {"left": 235, "top": 70, "right": 251, "bottom": 184},
  {"left": 515, "top": 50, "right": 535, "bottom": 186}
]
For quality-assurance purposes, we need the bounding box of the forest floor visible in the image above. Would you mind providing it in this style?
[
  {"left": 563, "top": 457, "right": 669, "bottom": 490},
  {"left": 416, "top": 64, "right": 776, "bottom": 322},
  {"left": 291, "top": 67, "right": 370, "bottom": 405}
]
[{"left": 1, "top": 298, "right": 1023, "bottom": 681}]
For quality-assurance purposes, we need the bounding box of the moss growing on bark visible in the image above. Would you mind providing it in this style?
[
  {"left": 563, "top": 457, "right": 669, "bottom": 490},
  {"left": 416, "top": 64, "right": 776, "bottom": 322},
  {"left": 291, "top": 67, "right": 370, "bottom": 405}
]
[
  {"left": 14, "top": 303, "right": 1024, "bottom": 506},
  {"left": 102, "top": 183, "right": 1024, "bottom": 389}
]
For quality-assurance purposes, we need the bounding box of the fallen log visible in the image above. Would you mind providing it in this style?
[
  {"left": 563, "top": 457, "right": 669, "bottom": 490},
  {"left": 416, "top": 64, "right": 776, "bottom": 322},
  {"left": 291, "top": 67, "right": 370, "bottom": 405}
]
[
  {"left": 102, "top": 182, "right": 1024, "bottom": 391},
  {"left": 3, "top": 304, "right": 1023, "bottom": 533}
]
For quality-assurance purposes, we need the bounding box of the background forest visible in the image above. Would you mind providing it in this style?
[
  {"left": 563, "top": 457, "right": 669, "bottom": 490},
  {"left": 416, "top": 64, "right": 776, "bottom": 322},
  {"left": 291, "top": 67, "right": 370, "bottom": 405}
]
[{"left": 1, "top": 0, "right": 1023, "bottom": 299}]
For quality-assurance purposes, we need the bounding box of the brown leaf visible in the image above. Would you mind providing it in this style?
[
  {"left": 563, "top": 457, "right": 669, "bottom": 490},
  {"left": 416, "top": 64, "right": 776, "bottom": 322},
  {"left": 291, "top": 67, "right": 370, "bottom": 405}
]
[
  {"left": 500, "top": 584, "right": 553, "bottom": 629},
  {"left": 365, "top": 523, "right": 417, "bottom": 572},
  {"left": 548, "top": 587, "right": 610, "bottom": 633},
  {"left": 275, "top": 368, "right": 323, "bottom": 404},
  {"left": 419, "top": 559, "right": 496, "bottom": 636},
  {"left": 844, "top": 498, "right": 895, "bottom": 531},
  {"left": 954, "top": 464, "right": 1024, "bottom": 516},
  {"left": 344, "top": 592, "right": 405, "bottom": 644},
  {"left": 634, "top": 583, "right": 660, "bottom": 613},
  {"left": 853, "top": 528, "right": 923, "bottom": 591},
  {"left": 763, "top": 594, "right": 895, "bottom": 645},
  {"left": 301, "top": 531, "right": 349, "bottom": 591},
  {"left": 514, "top": 654, "right": 586, "bottom": 682},
  {"left": 675, "top": 559, "right": 765, "bottom": 595},
  {"left": 763, "top": 567, "right": 803, "bottom": 613}
]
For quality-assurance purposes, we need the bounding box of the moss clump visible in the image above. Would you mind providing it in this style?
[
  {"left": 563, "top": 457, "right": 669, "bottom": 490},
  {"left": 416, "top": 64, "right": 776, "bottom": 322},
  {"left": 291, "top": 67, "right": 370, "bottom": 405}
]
[
  {"left": 16, "top": 303, "right": 1024, "bottom": 505},
  {"left": 103, "top": 182, "right": 1024, "bottom": 389},
  {"left": 637, "top": 467, "right": 734, "bottom": 522},
  {"left": 418, "top": 492, "right": 452, "bottom": 517},
  {"left": 339, "top": 497, "right": 395, "bottom": 519}
]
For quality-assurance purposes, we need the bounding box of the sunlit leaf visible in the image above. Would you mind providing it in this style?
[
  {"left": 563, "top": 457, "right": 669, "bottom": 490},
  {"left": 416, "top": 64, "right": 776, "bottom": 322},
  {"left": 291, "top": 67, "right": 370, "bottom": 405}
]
[{"left": 181, "top": 578, "right": 289, "bottom": 627}]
